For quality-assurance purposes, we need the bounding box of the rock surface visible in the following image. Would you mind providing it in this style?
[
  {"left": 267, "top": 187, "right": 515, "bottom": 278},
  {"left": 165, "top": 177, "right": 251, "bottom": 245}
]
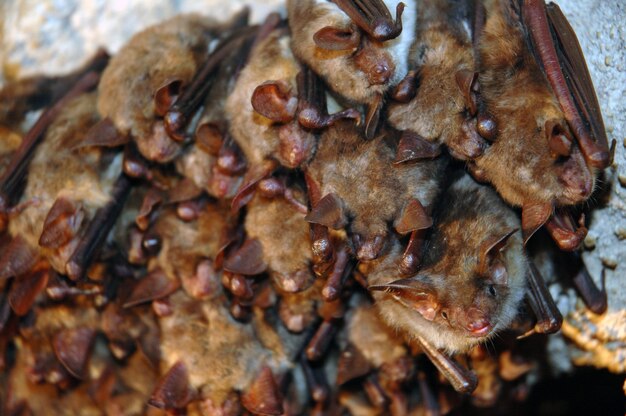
[{"left": 0, "top": 0, "right": 624, "bottom": 375}]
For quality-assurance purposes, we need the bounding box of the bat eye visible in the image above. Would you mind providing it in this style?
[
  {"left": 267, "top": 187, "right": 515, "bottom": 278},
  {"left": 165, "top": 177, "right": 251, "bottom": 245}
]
[
  {"left": 488, "top": 285, "right": 497, "bottom": 297},
  {"left": 441, "top": 311, "right": 449, "bottom": 321}
]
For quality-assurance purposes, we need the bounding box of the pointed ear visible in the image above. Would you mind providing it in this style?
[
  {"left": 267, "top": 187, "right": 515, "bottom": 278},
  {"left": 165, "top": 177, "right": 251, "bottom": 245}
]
[
  {"left": 455, "top": 70, "right": 479, "bottom": 116},
  {"left": 369, "top": 277, "right": 439, "bottom": 321},
  {"left": 522, "top": 202, "right": 552, "bottom": 245},
  {"left": 394, "top": 130, "right": 441, "bottom": 163},
  {"left": 304, "top": 193, "right": 348, "bottom": 230},
  {"left": 154, "top": 79, "right": 183, "bottom": 117},
  {"left": 230, "top": 160, "right": 277, "bottom": 214},
  {"left": 395, "top": 199, "right": 433, "bottom": 234},
  {"left": 478, "top": 228, "right": 518, "bottom": 284},
  {"left": 313, "top": 26, "right": 361, "bottom": 51},
  {"left": 78, "top": 118, "right": 130, "bottom": 149},
  {"left": 251, "top": 81, "right": 297, "bottom": 123},
  {"left": 39, "top": 197, "right": 84, "bottom": 249},
  {"left": 223, "top": 238, "right": 267, "bottom": 276},
  {"left": 364, "top": 94, "right": 383, "bottom": 140},
  {"left": 545, "top": 119, "right": 573, "bottom": 157}
]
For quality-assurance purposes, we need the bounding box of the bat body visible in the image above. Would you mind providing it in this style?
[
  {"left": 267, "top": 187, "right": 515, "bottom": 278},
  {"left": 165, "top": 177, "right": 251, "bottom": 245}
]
[
  {"left": 368, "top": 173, "right": 526, "bottom": 353},
  {"left": 306, "top": 120, "right": 446, "bottom": 262},
  {"left": 4, "top": 93, "right": 123, "bottom": 277},
  {"left": 97, "top": 14, "right": 222, "bottom": 163},
  {"left": 287, "top": 0, "right": 417, "bottom": 135},
  {"left": 387, "top": 0, "right": 480, "bottom": 160}
]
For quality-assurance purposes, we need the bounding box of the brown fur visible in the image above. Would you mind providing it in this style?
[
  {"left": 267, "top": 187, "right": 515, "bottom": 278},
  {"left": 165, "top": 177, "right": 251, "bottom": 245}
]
[
  {"left": 97, "top": 14, "right": 220, "bottom": 163},
  {"left": 226, "top": 29, "right": 315, "bottom": 168},
  {"left": 307, "top": 120, "right": 446, "bottom": 254},
  {"left": 387, "top": 0, "right": 475, "bottom": 156},
  {"left": 244, "top": 192, "right": 314, "bottom": 292},
  {"left": 474, "top": 0, "right": 594, "bottom": 207},
  {"left": 366, "top": 173, "right": 527, "bottom": 353},
  {"left": 8, "top": 93, "right": 121, "bottom": 274}
]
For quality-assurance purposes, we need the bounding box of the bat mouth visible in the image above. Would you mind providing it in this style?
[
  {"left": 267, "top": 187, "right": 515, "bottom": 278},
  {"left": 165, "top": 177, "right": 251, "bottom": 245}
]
[{"left": 467, "top": 323, "right": 492, "bottom": 338}]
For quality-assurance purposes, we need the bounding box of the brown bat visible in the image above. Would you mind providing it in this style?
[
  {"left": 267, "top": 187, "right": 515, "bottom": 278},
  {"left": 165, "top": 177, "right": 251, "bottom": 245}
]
[
  {"left": 0, "top": 93, "right": 125, "bottom": 279},
  {"left": 95, "top": 13, "right": 246, "bottom": 163},
  {"left": 387, "top": 0, "right": 481, "bottom": 161},
  {"left": 365, "top": 173, "right": 535, "bottom": 392},
  {"left": 305, "top": 120, "right": 446, "bottom": 263},
  {"left": 226, "top": 24, "right": 359, "bottom": 212},
  {"left": 287, "top": 0, "right": 417, "bottom": 138},
  {"left": 155, "top": 290, "right": 303, "bottom": 413},
  {"left": 470, "top": 0, "right": 611, "bottom": 250}
]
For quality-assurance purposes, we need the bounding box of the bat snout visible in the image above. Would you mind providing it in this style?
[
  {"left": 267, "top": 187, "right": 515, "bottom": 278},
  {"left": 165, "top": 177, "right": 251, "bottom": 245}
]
[{"left": 464, "top": 307, "right": 492, "bottom": 337}]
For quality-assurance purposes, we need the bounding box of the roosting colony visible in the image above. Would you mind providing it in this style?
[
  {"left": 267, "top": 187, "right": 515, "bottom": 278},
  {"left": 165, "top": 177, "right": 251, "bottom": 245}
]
[{"left": 0, "top": 0, "right": 613, "bottom": 414}]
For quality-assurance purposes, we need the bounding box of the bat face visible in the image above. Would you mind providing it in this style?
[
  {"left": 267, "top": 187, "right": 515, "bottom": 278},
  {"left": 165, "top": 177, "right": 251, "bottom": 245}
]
[
  {"left": 368, "top": 174, "right": 526, "bottom": 353},
  {"left": 306, "top": 120, "right": 445, "bottom": 261},
  {"left": 97, "top": 14, "right": 220, "bottom": 163},
  {"left": 473, "top": 0, "right": 596, "bottom": 208},
  {"left": 287, "top": 0, "right": 416, "bottom": 106}
]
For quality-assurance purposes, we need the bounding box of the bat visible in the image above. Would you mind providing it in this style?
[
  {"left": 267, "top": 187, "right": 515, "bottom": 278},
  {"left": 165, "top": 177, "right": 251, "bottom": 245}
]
[
  {"left": 305, "top": 120, "right": 446, "bottom": 264},
  {"left": 95, "top": 12, "right": 247, "bottom": 163},
  {"left": 287, "top": 0, "right": 417, "bottom": 138},
  {"left": 366, "top": 173, "right": 528, "bottom": 391},
  {"left": 0, "top": 92, "right": 125, "bottom": 280},
  {"left": 387, "top": 0, "right": 482, "bottom": 160},
  {"left": 226, "top": 22, "right": 359, "bottom": 212},
  {"left": 470, "top": 0, "right": 611, "bottom": 251}
]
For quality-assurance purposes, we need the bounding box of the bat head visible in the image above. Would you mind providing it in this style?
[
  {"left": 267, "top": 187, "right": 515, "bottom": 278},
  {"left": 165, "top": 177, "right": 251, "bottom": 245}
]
[{"left": 287, "top": 0, "right": 415, "bottom": 105}]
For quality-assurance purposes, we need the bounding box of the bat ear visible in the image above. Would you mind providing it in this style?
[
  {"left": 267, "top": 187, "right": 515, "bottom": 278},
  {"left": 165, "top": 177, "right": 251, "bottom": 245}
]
[
  {"left": 251, "top": 80, "right": 298, "bottom": 123},
  {"left": 154, "top": 79, "right": 183, "bottom": 117},
  {"left": 365, "top": 94, "right": 383, "bottom": 140},
  {"left": 241, "top": 366, "right": 284, "bottom": 416},
  {"left": 39, "top": 197, "right": 84, "bottom": 249},
  {"left": 455, "top": 70, "right": 479, "bottom": 116},
  {"left": 223, "top": 238, "right": 268, "bottom": 276},
  {"left": 391, "top": 70, "right": 419, "bottom": 103},
  {"left": 545, "top": 119, "right": 573, "bottom": 157},
  {"left": 79, "top": 118, "right": 130, "bottom": 149},
  {"left": 53, "top": 327, "right": 96, "bottom": 379},
  {"left": 395, "top": 199, "right": 433, "bottom": 234},
  {"left": 394, "top": 130, "right": 441, "bottom": 163},
  {"left": 123, "top": 268, "right": 180, "bottom": 308},
  {"left": 522, "top": 202, "right": 552, "bottom": 245},
  {"left": 369, "top": 277, "right": 439, "bottom": 321},
  {"left": 0, "top": 236, "right": 39, "bottom": 280},
  {"left": 304, "top": 193, "right": 348, "bottom": 230},
  {"left": 313, "top": 26, "right": 361, "bottom": 51},
  {"left": 478, "top": 228, "right": 518, "bottom": 284},
  {"left": 149, "top": 361, "right": 195, "bottom": 410},
  {"left": 230, "top": 160, "right": 277, "bottom": 213}
]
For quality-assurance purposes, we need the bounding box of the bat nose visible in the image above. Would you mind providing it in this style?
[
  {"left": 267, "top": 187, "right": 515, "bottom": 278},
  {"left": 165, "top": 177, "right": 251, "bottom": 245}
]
[
  {"left": 466, "top": 307, "right": 492, "bottom": 336},
  {"left": 354, "top": 234, "right": 386, "bottom": 261},
  {"left": 370, "top": 63, "right": 392, "bottom": 85}
]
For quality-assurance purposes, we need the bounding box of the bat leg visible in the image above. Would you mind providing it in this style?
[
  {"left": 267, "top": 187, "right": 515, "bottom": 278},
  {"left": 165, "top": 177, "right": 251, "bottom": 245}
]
[
  {"left": 322, "top": 247, "right": 353, "bottom": 301},
  {"left": 165, "top": 29, "right": 256, "bottom": 141},
  {"left": 0, "top": 70, "right": 102, "bottom": 208},
  {"left": 523, "top": 261, "right": 563, "bottom": 335},
  {"left": 544, "top": 210, "right": 587, "bottom": 251},
  {"left": 399, "top": 230, "right": 426, "bottom": 276},
  {"left": 394, "top": 131, "right": 441, "bottom": 164},
  {"left": 301, "top": 356, "right": 330, "bottom": 403},
  {"left": 241, "top": 366, "right": 284, "bottom": 416},
  {"left": 415, "top": 335, "right": 478, "bottom": 394},
  {"left": 566, "top": 251, "right": 607, "bottom": 314},
  {"left": 149, "top": 361, "right": 195, "bottom": 410},
  {"left": 363, "top": 375, "right": 388, "bottom": 408},
  {"left": 66, "top": 174, "right": 133, "bottom": 281},
  {"left": 296, "top": 68, "right": 361, "bottom": 129},
  {"left": 306, "top": 320, "right": 339, "bottom": 361}
]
